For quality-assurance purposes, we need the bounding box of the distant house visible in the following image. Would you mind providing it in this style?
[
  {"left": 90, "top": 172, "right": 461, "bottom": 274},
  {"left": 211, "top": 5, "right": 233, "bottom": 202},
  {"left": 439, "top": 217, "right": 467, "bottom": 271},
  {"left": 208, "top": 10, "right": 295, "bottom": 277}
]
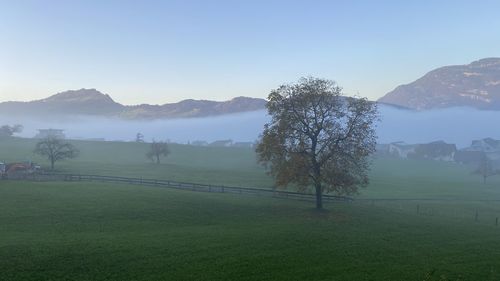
[
  {"left": 375, "top": 144, "right": 390, "bottom": 156},
  {"left": 462, "top": 138, "right": 500, "bottom": 161},
  {"left": 35, "top": 129, "right": 65, "bottom": 139},
  {"left": 411, "top": 141, "right": 457, "bottom": 161},
  {"left": 0, "top": 162, "right": 6, "bottom": 178},
  {"left": 209, "top": 139, "right": 233, "bottom": 147},
  {"left": 466, "top": 138, "right": 500, "bottom": 153},
  {"left": 457, "top": 138, "right": 500, "bottom": 166},
  {"left": 454, "top": 150, "right": 486, "bottom": 165},
  {"left": 388, "top": 142, "right": 417, "bottom": 158}
]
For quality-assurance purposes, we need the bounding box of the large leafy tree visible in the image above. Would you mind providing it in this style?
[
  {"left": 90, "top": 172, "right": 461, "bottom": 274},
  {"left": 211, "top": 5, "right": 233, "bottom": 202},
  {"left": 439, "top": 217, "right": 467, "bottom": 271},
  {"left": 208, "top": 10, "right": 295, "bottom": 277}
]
[
  {"left": 256, "top": 77, "right": 378, "bottom": 209},
  {"left": 34, "top": 136, "right": 79, "bottom": 170}
]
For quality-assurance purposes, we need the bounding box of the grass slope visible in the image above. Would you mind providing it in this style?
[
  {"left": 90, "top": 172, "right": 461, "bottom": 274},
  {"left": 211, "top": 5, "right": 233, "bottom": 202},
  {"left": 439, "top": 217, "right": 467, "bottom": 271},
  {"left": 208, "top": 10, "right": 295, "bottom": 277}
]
[
  {"left": 0, "top": 137, "right": 272, "bottom": 188},
  {"left": 1, "top": 181, "right": 500, "bottom": 281}
]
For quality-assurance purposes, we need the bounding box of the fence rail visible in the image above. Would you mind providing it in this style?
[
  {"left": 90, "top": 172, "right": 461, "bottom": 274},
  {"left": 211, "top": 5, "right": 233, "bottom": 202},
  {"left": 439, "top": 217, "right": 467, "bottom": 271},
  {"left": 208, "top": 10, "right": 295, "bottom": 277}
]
[
  {"left": 9, "top": 172, "right": 353, "bottom": 203},
  {"left": 7, "top": 172, "right": 500, "bottom": 226},
  {"left": 356, "top": 198, "right": 500, "bottom": 202}
]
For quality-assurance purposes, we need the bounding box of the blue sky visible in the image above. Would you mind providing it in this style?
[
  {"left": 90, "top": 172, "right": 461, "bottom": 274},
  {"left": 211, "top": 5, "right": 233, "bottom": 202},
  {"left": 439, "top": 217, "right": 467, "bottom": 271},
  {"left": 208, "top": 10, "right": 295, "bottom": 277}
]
[{"left": 1, "top": 0, "right": 500, "bottom": 105}]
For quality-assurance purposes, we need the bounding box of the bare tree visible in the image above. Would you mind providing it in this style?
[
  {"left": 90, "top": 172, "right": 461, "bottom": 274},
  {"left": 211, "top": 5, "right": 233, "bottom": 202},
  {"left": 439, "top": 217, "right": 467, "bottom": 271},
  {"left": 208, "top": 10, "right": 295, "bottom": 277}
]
[
  {"left": 256, "top": 77, "right": 378, "bottom": 210},
  {"left": 0, "top": 124, "right": 23, "bottom": 137},
  {"left": 474, "top": 154, "right": 498, "bottom": 184},
  {"left": 34, "top": 136, "right": 79, "bottom": 170},
  {"left": 146, "top": 141, "right": 170, "bottom": 164}
]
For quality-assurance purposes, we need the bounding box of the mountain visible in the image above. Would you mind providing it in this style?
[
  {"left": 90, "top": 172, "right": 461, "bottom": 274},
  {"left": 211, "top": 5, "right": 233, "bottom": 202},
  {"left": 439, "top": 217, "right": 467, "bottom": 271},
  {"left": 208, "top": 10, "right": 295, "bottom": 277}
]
[
  {"left": 0, "top": 89, "right": 125, "bottom": 116},
  {"left": 0, "top": 89, "right": 267, "bottom": 119},
  {"left": 379, "top": 58, "right": 500, "bottom": 110},
  {"left": 122, "top": 97, "right": 266, "bottom": 119}
]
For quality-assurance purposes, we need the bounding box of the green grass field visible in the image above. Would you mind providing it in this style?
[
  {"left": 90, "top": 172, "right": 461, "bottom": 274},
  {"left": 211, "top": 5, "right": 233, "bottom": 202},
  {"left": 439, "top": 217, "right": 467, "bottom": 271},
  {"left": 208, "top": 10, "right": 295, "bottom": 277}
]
[
  {"left": 2, "top": 181, "right": 500, "bottom": 281},
  {"left": 2, "top": 136, "right": 500, "bottom": 280},
  {"left": 2, "top": 136, "right": 499, "bottom": 199},
  {"left": 0, "top": 137, "right": 272, "bottom": 188}
]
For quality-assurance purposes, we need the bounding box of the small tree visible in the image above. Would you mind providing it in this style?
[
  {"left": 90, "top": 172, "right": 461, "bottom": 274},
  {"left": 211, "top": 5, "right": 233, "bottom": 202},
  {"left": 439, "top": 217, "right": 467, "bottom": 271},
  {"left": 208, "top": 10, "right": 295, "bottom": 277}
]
[
  {"left": 34, "top": 136, "right": 79, "bottom": 170},
  {"left": 474, "top": 154, "right": 498, "bottom": 184},
  {"left": 136, "top": 133, "right": 144, "bottom": 143},
  {"left": 146, "top": 141, "right": 170, "bottom": 164},
  {"left": 0, "top": 124, "right": 23, "bottom": 137},
  {"left": 256, "top": 77, "right": 378, "bottom": 210}
]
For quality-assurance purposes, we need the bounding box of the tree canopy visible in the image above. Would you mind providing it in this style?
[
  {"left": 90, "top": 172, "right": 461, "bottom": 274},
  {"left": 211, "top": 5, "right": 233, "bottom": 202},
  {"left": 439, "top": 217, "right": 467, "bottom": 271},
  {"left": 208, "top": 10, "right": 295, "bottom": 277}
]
[
  {"left": 0, "top": 124, "right": 23, "bottom": 137},
  {"left": 146, "top": 141, "right": 170, "bottom": 164},
  {"left": 256, "top": 77, "right": 378, "bottom": 209}
]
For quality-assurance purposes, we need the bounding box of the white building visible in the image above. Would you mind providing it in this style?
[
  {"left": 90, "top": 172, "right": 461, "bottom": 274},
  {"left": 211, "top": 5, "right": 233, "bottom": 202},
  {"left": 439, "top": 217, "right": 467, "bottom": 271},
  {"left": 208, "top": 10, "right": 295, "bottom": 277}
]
[{"left": 388, "top": 142, "right": 417, "bottom": 158}]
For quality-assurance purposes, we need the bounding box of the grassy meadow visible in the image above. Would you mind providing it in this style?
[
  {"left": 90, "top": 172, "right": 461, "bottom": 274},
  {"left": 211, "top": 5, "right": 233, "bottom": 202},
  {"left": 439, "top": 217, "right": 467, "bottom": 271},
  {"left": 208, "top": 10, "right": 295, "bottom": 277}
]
[
  {"left": 0, "top": 137, "right": 271, "bottom": 188},
  {"left": 2, "top": 136, "right": 499, "bottom": 199},
  {"left": 2, "top": 136, "right": 500, "bottom": 280},
  {"left": 2, "top": 181, "right": 500, "bottom": 281}
]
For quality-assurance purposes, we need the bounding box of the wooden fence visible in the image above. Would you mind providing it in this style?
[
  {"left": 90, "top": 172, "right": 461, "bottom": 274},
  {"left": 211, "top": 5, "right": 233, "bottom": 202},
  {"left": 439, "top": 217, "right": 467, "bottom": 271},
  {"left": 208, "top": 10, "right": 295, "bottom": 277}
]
[
  {"left": 9, "top": 172, "right": 353, "bottom": 203},
  {"left": 7, "top": 173, "right": 500, "bottom": 227}
]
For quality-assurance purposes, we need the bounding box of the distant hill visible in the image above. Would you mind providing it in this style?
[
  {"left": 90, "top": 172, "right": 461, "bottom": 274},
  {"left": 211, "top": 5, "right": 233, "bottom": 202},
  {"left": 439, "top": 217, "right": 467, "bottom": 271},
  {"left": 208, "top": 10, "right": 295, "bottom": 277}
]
[
  {"left": 0, "top": 89, "right": 267, "bottom": 119},
  {"left": 0, "top": 89, "right": 124, "bottom": 116},
  {"left": 379, "top": 58, "right": 500, "bottom": 110}
]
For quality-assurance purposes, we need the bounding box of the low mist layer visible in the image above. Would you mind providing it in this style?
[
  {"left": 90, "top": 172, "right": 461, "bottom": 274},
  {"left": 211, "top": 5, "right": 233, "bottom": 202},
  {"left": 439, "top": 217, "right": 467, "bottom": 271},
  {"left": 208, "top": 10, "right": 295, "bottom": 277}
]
[
  {"left": 0, "top": 110, "right": 269, "bottom": 143},
  {"left": 377, "top": 105, "right": 500, "bottom": 147},
  {"left": 3, "top": 105, "right": 500, "bottom": 147}
]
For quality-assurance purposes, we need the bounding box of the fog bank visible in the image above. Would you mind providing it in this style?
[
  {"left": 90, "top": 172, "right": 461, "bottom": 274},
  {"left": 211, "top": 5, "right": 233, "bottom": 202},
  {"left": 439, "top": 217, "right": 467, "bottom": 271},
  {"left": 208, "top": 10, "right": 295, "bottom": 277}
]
[
  {"left": 0, "top": 110, "right": 269, "bottom": 143},
  {"left": 377, "top": 106, "right": 500, "bottom": 147},
  {"left": 2, "top": 106, "right": 500, "bottom": 147}
]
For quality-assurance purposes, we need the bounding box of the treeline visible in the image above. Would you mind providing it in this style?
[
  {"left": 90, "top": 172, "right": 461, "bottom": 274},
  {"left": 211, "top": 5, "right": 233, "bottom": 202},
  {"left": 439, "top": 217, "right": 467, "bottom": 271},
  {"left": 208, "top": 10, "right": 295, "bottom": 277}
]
[{"left": 0, "top": 124, "right": 23, "bottom": 137}]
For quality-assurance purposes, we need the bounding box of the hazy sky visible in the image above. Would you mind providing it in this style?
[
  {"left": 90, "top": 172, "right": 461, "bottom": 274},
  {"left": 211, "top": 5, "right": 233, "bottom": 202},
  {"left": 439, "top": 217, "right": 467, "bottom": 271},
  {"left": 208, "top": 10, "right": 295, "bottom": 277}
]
[{"left": 1, "top": 0, "right": 500, "bottom": 105}]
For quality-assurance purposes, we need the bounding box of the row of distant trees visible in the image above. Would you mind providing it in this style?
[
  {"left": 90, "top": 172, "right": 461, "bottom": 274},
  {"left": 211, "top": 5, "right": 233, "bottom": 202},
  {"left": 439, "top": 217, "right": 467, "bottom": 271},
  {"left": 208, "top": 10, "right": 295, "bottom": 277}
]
[
  {"left": 0, "top": 124, "right": 169, "bottom": 169},
  {"left": 0, "top": 124, "right": 23, "bottom": 137}
]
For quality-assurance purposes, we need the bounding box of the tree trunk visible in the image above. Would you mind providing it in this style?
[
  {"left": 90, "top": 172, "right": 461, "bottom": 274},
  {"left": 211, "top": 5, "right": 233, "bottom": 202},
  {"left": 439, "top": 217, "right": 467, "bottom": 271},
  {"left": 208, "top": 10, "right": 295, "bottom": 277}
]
[
  {"left": 310, "top": 137, "right": 323, "bottom": 210},
  {"left": 315, "top": 181, "right": 323, "bottom": 210},
  {"left": 156, "top": 155, "right": 160, "bottom": 164},
  {"left": 484, "top": 175, "right": 487, "bottom": 184},
  {"left": 51, "top": 159, "right": 55, "bottom": 170}
]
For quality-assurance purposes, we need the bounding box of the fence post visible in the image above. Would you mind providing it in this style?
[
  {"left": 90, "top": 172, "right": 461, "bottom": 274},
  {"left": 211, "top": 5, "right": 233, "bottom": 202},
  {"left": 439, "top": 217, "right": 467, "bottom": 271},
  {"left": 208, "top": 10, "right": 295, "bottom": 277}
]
[
  {"left": 417, "top": 204, "right": 420, "bottom": 214},
  {"left": 475, "top": 209, "right": 479, "bottom": 222}
]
